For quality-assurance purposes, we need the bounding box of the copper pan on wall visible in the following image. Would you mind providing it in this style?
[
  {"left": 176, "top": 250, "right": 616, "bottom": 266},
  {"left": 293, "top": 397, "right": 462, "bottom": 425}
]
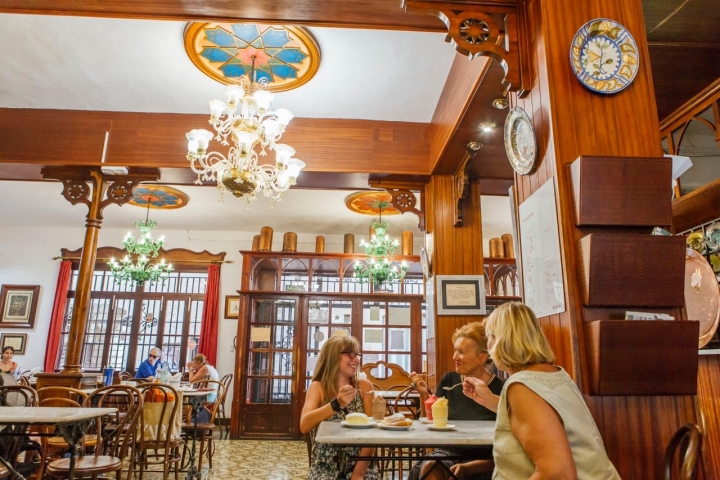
[{"left": 684, "top": 248, "right": 720, "bottom": 348}]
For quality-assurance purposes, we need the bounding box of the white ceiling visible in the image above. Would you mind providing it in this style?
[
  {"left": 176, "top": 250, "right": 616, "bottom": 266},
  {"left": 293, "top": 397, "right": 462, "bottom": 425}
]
[
  {"left": 0, "top": 14, "right": 455, "bottom": 122},
  {"left": 0, "top": 181, "right": 512, "bottom": 247}
]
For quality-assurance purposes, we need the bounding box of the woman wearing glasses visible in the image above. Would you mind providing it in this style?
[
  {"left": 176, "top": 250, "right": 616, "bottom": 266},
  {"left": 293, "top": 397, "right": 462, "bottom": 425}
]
[{"left": 300, "top": 336, "right": 380, "bottom": 480}]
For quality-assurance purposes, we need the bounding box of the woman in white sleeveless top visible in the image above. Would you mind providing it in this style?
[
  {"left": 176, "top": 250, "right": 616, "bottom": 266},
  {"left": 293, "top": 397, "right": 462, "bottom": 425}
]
[
  {"left": 461, "top": 302, "right": 621, "bottom": 480},
  {"left": 187, "top": 353, "right": 220, "bottom": 402}
]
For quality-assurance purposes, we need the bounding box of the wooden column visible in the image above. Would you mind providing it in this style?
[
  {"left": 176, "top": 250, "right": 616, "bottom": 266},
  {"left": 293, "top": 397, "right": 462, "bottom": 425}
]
[
  {"left": 424, "top": 176, "right": 484, "bottom": 383},
  {"left": 41, "top": 166, "right": 159, "bottom": 374}
]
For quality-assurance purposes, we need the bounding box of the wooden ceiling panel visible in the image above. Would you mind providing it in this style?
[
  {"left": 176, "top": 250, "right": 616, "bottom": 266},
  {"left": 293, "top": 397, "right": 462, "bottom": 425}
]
[{"left": 644, "top": 0, "right": 720, "bottom": 44}]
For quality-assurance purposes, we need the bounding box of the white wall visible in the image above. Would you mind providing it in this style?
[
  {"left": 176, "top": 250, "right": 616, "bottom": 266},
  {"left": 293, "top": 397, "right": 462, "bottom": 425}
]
[{"left": 0, "top": 225, "right": 349, "bottom": 416}]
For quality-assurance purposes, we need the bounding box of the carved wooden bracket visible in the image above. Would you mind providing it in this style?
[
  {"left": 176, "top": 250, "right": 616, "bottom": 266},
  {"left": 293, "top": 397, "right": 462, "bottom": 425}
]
[
  {"left": 41, "top": 166, "right": 161, "bottom": 222},
  {"left": 368, "top": 180, "right": 427, "bottom": 232},
  {"left": 403, "top": 0, "right": 529, "bottom": 96},
  {"left": 454, "top": 142, "right": 483, "bottom": 226}
]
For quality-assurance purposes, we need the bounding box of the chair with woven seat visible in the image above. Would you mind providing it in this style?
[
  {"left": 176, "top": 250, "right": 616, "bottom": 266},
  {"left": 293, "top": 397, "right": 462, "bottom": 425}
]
[
  {"left": 664, "top": 423, "right": 702, "bottom": 480},
  {"left": 45, "top": 385, "right": 143, "bottom": 480},
  {"left": 181, "top": 379, "right": 226, "bottom": 471},
  {"left": 135, "top": 384, "right": 183, "bottom": 480}
]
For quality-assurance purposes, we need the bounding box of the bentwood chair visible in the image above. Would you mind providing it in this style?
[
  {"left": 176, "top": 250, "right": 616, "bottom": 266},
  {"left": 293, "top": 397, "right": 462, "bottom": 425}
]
[
  {"left": 181, "top": 380, "right": 226, "bottom": 470},
  {"left": 218, "top": 373, "right": 233, "bottom": 438},
  {"left": 45, "top": 385, "right": 143, "bottom": 480},
  {"left": 664, "top": 423, "right": 702, "bottom": 480},
  {"left": 0, "top": 385, "right": 38, "bottom": 407},
  {"left": 393, "top": 386, "right": 422, "bottom": 420},
  {"left": 135, "top": 384, "right": 182, "bottom": 480}
]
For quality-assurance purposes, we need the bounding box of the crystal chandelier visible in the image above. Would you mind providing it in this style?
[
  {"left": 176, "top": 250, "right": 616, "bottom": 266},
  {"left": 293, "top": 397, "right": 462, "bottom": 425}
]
[
  {"left": 108, "top": 203, "right": 174, "bottom": 287},
  {"left": 354, "top": 202, "right": 408, "bottom": 291},
  {"left": 186, "top": 56, "right": 306, "bottom": 206}
]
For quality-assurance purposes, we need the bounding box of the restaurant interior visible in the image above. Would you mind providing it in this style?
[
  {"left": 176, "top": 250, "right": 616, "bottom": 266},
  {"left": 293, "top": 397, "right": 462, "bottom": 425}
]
[{"left": 0, "top": 0, "right": 719, "bottom": 479}]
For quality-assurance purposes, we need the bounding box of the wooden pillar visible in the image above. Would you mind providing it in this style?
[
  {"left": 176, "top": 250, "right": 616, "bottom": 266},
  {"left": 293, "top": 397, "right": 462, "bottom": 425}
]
[
  {"left": 41, "top": 166, "right": 159, "bottom": 374},
  {"left": 424, "top": 176, "right": 483, "bottom": 382}
]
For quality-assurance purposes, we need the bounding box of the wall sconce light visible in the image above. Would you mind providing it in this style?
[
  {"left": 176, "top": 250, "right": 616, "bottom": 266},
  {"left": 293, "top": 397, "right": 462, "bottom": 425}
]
[{"left": 492, "top": 98, "right": 509, "bottom": 109}]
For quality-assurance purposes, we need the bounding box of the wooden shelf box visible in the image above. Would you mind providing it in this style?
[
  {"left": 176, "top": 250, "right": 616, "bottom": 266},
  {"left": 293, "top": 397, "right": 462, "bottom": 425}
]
[
  {"left": 577, "top": 234, "right": 685, "bottom": 307},
  {"left": 585, "top": 320, "right": 699, "bottom": 396},
  {"left": 570, "top": 156, "right": 672, "bottom": 226}
]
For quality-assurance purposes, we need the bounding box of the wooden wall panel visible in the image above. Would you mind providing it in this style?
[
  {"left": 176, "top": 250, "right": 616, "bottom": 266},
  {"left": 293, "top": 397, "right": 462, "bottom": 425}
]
[
  {"left": 0, "top": 109, "right": 433, "bottom": 175},
  {"left": 697, "top": 355, "right": 720, "bottom": 479}
]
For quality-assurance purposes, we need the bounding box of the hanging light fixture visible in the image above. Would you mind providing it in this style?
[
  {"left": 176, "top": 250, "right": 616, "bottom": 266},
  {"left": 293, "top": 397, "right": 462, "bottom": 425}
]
[
  {"left": 108, "top": 202, "right": 174, "bottom": 286},
  {"left": 185, "top": 55, "right": 306, "bottom": 206},
  {"left": 354, "top": 201, "right": 408, "bottom": 292}
]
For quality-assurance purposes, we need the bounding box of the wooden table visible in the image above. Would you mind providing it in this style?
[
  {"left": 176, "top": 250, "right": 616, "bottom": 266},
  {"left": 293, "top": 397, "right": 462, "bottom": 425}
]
[
  {"left": 315, "top": 419, "right": 495, "bottom": 479},
  {"left": 0, "top": 407, "right": 117, "bottom": 480}
]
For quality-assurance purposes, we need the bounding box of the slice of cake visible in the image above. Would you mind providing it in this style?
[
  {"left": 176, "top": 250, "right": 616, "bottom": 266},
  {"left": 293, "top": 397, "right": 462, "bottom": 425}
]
[{"left": 345, "top": 412, "right": 370, "bottom": 425}]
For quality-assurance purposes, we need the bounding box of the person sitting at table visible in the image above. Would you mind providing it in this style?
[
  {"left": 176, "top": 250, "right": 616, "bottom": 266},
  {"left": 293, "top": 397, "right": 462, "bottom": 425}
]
[
  {"left": 460, "top": 302, "right": 621, "bottom": 479},
  {"left": 407, "top": 321, "right": 503, "bottom": 480},
  {"left": 0, "top": 346, "right": 18, "bottom": 374},
  {"left": 300, "top": 336, "right": 380, "bottom": 480},
  {"left": 135, "top": 347, "right": 162, "bottom": 379},
  {"left": 186, "top": 353, "right": 220, "bottom": 402}
]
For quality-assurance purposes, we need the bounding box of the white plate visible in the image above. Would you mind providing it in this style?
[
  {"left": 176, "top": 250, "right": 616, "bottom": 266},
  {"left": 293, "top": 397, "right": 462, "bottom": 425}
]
[
  {"left": 427, "top": 424, "right": 456, "bottom": 431},
  {"left": 419, "top": 417, "right": 433, "bottom": 424},
  {"left": 340, "top": 420, "right": 377, "bottom": 429},
  {"left": 378, "top": 424, "right": 412, "bottom": 431}
]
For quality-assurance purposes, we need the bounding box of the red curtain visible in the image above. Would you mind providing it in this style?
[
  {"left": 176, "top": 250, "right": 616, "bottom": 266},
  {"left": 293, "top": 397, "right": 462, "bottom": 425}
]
[
  {"left": 198, "top": 264, "right": 221, "bottom": 366},
  {"left": 44, "top": 260, "right": 72, "bottom": 372}
]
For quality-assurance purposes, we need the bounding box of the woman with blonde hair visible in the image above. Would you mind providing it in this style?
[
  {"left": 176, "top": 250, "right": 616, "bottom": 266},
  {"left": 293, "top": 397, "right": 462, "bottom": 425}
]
[
  {"left": 187, "top": 353, "right": 220, "bottom": 402},
  {"left": 462, "top": 302, "right": 621, "bottom": 479},
  {"left": 300, "top": 336, "right": 380, "bottom": 480}
]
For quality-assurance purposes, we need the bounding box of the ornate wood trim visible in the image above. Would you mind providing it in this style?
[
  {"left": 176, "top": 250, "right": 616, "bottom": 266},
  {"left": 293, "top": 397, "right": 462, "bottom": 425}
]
[
  {"left": 403, "top": 0, "right": 529, "bottom": 96},
  {"left": 60, "top": 247, "right": 227, "bottom": 266},
  {"left": 660, "top": 78, "right": 720, "bottom": 133},
  {"left": 368, "top": 180, "right": 428, "bottom": 232},
  {"left": 454, "top": 142, "right": 482, "bottom": 226}
]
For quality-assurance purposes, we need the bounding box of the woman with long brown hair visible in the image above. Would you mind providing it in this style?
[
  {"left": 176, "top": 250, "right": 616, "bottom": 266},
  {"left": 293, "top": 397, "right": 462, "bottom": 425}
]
[{"left": 300, "top": 335, "right": 380, "bottom": 480}]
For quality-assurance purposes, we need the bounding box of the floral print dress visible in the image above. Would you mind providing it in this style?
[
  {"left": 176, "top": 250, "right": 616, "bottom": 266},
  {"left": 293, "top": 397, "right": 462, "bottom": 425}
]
[{"left": 308, "top": 392, "right": 381, "bottom": 480}]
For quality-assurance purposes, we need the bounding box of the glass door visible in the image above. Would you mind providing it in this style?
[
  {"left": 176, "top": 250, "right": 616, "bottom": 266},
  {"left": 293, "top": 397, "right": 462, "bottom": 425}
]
[{"left": 242, "top": 296, "right": 299, "bottom": 437}]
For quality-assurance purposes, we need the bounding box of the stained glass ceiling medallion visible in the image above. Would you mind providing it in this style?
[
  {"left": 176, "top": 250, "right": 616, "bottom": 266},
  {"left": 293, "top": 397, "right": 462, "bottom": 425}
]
[{"left": 184, "top": 22, "right": 321, "bottom": 92}]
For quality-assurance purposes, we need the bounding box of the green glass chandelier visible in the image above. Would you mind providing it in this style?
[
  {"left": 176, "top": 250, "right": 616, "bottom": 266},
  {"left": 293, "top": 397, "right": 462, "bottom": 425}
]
[
  {"left": 108, "top": 203, "right": 173, "bottom": 287},
  {"left": 354, "top": 202, "right": 408, "bottom": 291}
]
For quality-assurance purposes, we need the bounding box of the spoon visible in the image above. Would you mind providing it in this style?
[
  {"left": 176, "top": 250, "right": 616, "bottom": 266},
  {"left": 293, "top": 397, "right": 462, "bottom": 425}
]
[{"left": 442, "top": 382, "right": 463, "bottom": 391}]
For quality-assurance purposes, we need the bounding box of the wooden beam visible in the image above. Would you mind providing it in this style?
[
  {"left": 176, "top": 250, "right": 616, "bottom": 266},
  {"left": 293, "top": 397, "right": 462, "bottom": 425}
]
[
  {"left": 0, "top": 0, "right": 445, "bottom": 31},
  {"left": 0, "top": 108, "right": 434, "bottom": 176}
]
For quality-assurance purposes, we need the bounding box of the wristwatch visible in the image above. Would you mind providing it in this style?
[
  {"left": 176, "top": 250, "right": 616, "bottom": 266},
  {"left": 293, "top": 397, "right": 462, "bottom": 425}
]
[{"left": 330, "top": 398, "right": 342, "bottom": 413}]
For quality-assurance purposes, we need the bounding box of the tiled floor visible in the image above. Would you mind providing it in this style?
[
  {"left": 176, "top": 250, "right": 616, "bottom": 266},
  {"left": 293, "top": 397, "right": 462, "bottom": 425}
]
[{"left": 140, "top": 436, "right": 309, "bottom": 480}]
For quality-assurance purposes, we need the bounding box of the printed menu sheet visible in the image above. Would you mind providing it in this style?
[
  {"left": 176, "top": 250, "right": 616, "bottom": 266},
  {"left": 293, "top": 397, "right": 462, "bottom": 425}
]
[{"left": 518, "top": 179, "right": 566, "bottom": 317}]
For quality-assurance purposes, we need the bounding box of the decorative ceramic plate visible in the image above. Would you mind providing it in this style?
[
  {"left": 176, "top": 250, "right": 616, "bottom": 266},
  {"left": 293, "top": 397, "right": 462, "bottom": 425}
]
[
  {"left": 684, "top": 248, "right": 720, "bottom": 348},
  {"left": 503, "top": 107, "right": 537, "bottom": 175},
  {"left": 427, "top": 424, "right": 456, "bottom": 431},
  {"left": 340, "top": 420, "right": 377, "bottom": 429},
  {"left": 420, "top": 247, "right": 431, "bottom": 278},
  {"left": 378, "top": 424, "right": 412, "bottom": 431},
  {"left": 570, "top": 18, "right": 639, "bottom": 94}
]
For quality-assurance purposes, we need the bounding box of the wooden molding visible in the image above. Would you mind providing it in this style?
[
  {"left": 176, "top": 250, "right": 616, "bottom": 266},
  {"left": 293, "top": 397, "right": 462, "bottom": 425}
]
[
  {"left": 61, "top": 246, "right": 226, "bottom": 266},
  {"left": 660, "top": 78, "right": 720, "bottom": 133},
  {"left": 403, "top": 0, "right": 529, "bottom": 96},
  {"left": 671, "top": 177, "right": 720, "bottom": 233}
]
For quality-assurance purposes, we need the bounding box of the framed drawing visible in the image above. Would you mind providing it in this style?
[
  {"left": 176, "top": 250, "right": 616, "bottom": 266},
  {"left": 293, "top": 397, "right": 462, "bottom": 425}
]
[
  {"left": 224, "top": 295, "right": 240, "bottom": 319},
  {"left": 0, "top": 285, "right": 40, "bottom": 329},
  {"left": 0, "top": 333, "right": 27, "bottom": 355},
  {"left": 436, "top": 276, "right": 486, "bottom": 315}
]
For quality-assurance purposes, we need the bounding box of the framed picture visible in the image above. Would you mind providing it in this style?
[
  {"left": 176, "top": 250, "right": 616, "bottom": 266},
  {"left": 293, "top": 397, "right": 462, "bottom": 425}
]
[
  {"left": 0, "top": 285, "right": 40, "bottom": 328},
  {"left": 436, "top": 275, "right": 486, "bottom": 315},
  {"left": 0, "top": 333, "right": 27, "bottom": 355},
  {"left": 224, "top": 295, "right": 240, "bottom": 319}
]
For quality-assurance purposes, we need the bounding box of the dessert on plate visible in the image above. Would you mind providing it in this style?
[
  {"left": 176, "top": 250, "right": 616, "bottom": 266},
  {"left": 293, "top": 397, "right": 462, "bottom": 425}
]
[
  {"left": 380, "top": 412, "right": 413, "bottom": 427},
  {"left": 345, "top": 412, "right": 370, "bottom": 425}
]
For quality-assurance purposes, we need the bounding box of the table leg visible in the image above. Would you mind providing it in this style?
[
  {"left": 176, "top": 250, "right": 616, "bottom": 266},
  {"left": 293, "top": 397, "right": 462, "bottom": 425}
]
[
  {"left": 0, "top": 424, "right": 30, "bottom": 480},
  {"left": 185, "top": 395, "right": 206, "bottom": 480},
  {"left": 55, "top": 418, "right": 95, "bottom": 480}
]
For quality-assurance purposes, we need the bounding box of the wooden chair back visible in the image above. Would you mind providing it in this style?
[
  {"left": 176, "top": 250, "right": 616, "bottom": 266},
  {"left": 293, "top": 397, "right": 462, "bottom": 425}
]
[
  {"left": 0, "top": 385, "right": 38, "bottom": 406},
  {"left": 393, "top": 386, "right": 422, "bottom": 420},
  {"left": 84, "top": 385, "right": 143, "bottom": 462},
  {"left": 664, "top": 423, "right": 702, "bottom": 480},
  {"left": 138, "top": 384, "right": 180, "bottom": 448},
  {"left": 37, "top": 387, "right": 88, "bottom": 407},
  {"left": 360, "top": 361, "right": 412, "bottom": 391}
]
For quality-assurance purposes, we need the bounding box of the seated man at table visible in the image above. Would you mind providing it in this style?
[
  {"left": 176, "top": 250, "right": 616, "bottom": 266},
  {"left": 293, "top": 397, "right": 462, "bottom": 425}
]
[
  {"left": 408, "top": 321, "right": 502, "bottom": 480},
  {"left": 135, "top": 347, "right": 162, "bottom": 379}
]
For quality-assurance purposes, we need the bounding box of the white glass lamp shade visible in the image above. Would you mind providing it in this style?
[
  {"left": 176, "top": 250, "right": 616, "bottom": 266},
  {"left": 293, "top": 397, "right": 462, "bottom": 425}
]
[
  {"left": 275, "top": 108, "right": 294, "bottom": 126},
  {"left": 286, "top": 158, "right": 306, "bottom": 179},
  {"left": 186, "top": 129, "right": 214, "bottom": 154},
  {"left": 274, "top": 144, "right": 296, "bottom": 167},
  {"left": 253, "top": 89, "right": 274, "bottom": 110},
  {"left": 262, "top": 118, "right": 279, "bottom": 142},
  {"left": 225, "top": 84, "right": 244, "bottom": 105},
  {"left": 276, "top": 170, "right": 291, "bottom": 188},
  {"left": 234, "top": 130, "right": 259, "bottom": 153},
  {"left": 209, "top": 99, "right": 226, "bottom": 118}
]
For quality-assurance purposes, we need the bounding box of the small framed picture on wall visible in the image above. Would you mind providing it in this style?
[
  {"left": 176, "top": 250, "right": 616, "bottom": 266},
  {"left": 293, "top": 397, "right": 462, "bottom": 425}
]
[
  {"left": 0, "top": 285, "right": 40, "bottom": 328},
  {"left": 436, "top": 275, "right": 486, "bottom": 315},
  {"left": 1, "top": 333, "right": 27, "bottom": 355},
  {"left": 224, "top": 295, "right": 241, "bottom": 319}
]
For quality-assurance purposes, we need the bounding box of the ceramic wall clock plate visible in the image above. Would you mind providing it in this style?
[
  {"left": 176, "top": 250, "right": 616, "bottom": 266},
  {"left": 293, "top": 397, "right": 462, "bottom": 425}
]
[
  {"left": 504, "top": 107, "right": 537, "bottom": 175},
  {"left": 570, "top": 18, "right": 639, "bottom": 94},
  {"left": 684, "top": 248, "right": 720, "bottom": 348}
]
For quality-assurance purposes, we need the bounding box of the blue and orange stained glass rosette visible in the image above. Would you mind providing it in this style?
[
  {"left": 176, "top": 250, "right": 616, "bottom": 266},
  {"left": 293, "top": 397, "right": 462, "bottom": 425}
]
[
  {"left": 184, "top": 22, "right": 321, "bottom": 92},
  {"left": 129, "top": 185, "right": 188, "bottom": 210}
]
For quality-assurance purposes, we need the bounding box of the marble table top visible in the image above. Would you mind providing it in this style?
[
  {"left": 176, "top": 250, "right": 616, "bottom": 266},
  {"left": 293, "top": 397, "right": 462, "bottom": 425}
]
[
  {"left": 315, "top": 419, "right": 495, "bottom": 447},
  {"left": 0, "top": 407, "right": 117, "bottom": 424},
  {"left": 374, "top": 390, "right": 420, "bottom": 399}
]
